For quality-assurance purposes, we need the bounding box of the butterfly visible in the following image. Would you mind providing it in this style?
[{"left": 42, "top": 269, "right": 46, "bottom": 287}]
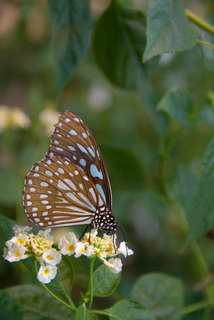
[{"left": 23, "top": 111, "right": 119, "bottom": 231}]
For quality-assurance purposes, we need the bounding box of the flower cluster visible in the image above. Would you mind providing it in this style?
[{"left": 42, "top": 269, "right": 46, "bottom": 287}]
[
  {"left": 0, "top": 105, "right": 31, "bottom": 132},
  {"left": 3, "top": 226, "right": 133, "bottom": 283},
  {"left": 3, "top": 226, "right": 61, "bottom": 284},
  {"left": 58, "top": 229, "right": 133, "bottom": 274}
]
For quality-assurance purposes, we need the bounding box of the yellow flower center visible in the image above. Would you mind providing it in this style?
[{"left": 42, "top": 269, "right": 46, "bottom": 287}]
[
  {"left": 68, "top": 244, "right": 75, "bottom": 252},
  {"left": 17, "top": 238, "right": 25, "bottom": 245},
  {"left": 44, "top": 268, "right": 50, "bottom": 275},
  {"left": 46, "top": 255, "right": 53, "bottom": 261},
  {"left": 14, "top": 251, "right": 21, "bottom": 258}
]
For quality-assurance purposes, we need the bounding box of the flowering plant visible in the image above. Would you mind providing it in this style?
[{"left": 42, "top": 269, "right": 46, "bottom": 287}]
[{"left": 3, "top": 223, "right": 133, "bottom": 317}]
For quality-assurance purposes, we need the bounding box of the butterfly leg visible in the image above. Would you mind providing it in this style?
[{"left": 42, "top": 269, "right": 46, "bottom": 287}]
[{"left": 79, "top": 225, "right": 89, "bottom": 240}]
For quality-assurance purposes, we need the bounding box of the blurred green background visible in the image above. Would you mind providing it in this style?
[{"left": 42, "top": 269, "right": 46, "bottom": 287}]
[{"left": 1, "top": 0, "right": 214, "bottom": 317}]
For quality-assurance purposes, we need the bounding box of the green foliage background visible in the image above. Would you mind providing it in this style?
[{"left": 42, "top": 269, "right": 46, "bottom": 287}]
[{"left": 1, "top": 0, "right": 214, "bottom": 319}]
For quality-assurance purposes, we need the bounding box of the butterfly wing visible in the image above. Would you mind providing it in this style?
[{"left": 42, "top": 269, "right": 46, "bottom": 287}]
[
  {"left": 47, "top": 111, "right": 112, "bottom": 210},
  {"left": 23, "top": 156, "right": 106, "bottom": 228}
]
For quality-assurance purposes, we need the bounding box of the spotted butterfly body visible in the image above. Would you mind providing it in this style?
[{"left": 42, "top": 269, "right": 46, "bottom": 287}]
[{"left": 23, "top": 111, "right": 118, "bottom": 231}]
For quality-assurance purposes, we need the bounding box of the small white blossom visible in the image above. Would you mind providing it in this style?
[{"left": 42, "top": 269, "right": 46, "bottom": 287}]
[
  {"left": 117, "top": 242, "right": 134, "bottom": 258},
  {"left": 104, "top": 258, "right": 123, "bottom": 274},
  {"left": 7, "top": 234, "right": 28, "bottom": 247},
  {"left": 38, "top": 228, "right": 54, "bottom": 241},
  {"left": 37, "top": 265, "right": 57, "bottom": 284},
  {"left": 74, "top": 242, "right": 86, "bottom": 258},
  {"left": 3, "top": 243, "right": 26, "bottom": 262},
  {"left": 58, "top": 232, "right": 78, "bottom": 256},
  {"left": 13, "top": 225, "right": 32, "bottom": 236},
  {"left": 84, "top": 245, "right": 95, "bottom": 257},
  {"left": 74, "top": 243, "right": 95, "bottom": 258},
  {"left": 42, "top": 248, "right": 61, "bottom": 266},
  {"left": 39, "top": 108, "right": 60, "bottom": 136}
]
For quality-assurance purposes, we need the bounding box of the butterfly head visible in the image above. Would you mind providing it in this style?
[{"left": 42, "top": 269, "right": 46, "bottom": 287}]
[{"left": 92, "top": 208, "right": 119, "bottom": 231}]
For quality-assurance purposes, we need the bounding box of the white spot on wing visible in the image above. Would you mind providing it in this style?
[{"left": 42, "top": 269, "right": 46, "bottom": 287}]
[
  {"left": 82, "top": 132, "right": 87, "bottom": 138},
  {"left": 58, "top": 180, "right": 70, "bottom": 190},
  {"left": 68, "top": 146, "right": 75, "bottom": 151},
  {"left": 89, "top": 188, "right": 97, "bottom": 203},
  {"left": 87, "top": 147, "right": 95, "bottom": 157},
  {"left": 64, "top": 179, "right": 77, "bottom": 190},
  {"left": 77, "top": 143, "right": 88, "bottom": 154},
  {"left": 69, "top": 129, "right": 77, "bottom": 135},
  {"left": 40, "top": 182, "right": 48, "bottom": 187},
  {"left": 45, "top": 170, "right": 53, "bottom": 177},
  {"left": 58, "top": 168, "right": 64, "bottom": 174},
  {"left": 40, "top": 195, "right": 48, "bottom": 199}
]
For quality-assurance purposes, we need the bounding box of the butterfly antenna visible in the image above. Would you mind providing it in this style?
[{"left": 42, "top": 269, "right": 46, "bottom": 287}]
[{"left": 118, "top": 225, "right": 128, "bottom": 258}]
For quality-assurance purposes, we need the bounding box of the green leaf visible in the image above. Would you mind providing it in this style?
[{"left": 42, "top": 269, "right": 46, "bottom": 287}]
[
  {"left": 157, "top": 88, "right": 193, "bottom": 127},
  {"left": 131, "top": 273, "right": 183, "bottom": 320},
  {"left": 48, "top": 0, "right": 92, "bottom": 95},
  {"left": 92, "top": 1, "right": 155, "bottom": 89},
  {"left": 0, "top": 214, "right": 17, "bottom": 250},
  {"left": 102, "top": 145, "right": 144, "bottom": 191},
  {"left": 5, "top": 284, "right": 75, "bottom": 320},
  {"left": 104, "top": 299, "right": 155, "bottom": 320},
  {"left": 75, "top": 305, "right": 97, "bottom": 320},
  {"left": 143, "top": 0, "right": 196, "bottom": 61},
  {"left": 176, "top": 164, "right": 197, "bottom": 216},
  {"left": 0, "top": 290, "right": 22, "bottom": 320},
  {"left": 187, "top": 137, "right": 214, "bottom": 245},
  {"left": 93, "top": 264, "right": 120, "bottom": 297},
  {"left": 57, "top": 256, "right": 74, "bottom": 292}
]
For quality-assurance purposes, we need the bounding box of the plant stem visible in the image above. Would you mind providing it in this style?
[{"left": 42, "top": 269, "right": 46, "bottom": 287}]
[
  {"left": 197, "top": 39, "right": 214, "bottom": 50},
  {"left": 88, "top": 256, "right": 96, "bottom": 310},
  {"left": 183, "top": 300, "right": 210, "bottom": 315},
  {"left": 186, "top": 9, "right": 214, "bottom": 35},
  {"left": 92, "top": 309, "right": 118, "bottom": 319},
  {"left": 58, "top": 281, "right": 76, "bottom": 309},
  {"left": 33, "top": 259, "right": 76, "bottom": 311}
]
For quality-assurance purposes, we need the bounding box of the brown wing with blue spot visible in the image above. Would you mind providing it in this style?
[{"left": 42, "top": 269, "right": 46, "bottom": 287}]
[{"left": 47, "top": 111, "right": 112, "bottom": 210}]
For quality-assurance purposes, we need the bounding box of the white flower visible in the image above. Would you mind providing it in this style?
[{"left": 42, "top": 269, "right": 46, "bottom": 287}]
[
  {"left": 74, "top": 242, "right": 86, "bottom": 258},
  {"left": 37, "top": 265, "right": 57, "bottom": 284},
  {"left": 38, "top": 228, "right": 54, "bottom": 241},
  {"left": 42, "top": 248, "right": 61, "bottom": 266},
  {"left": 13, "top": 225, "right": 32, "bottom": 236},
  {"left": 0, "top": 106, "right": 31, "bottom": 132},
  {"left": 3, "top": 243, "right": 26, "bottom": 262},
  {"left": 104, "top": 258, "right": 123, "bottom": 274},
  {"left": 117, "top": 242, "right": 134, "bottom": 258},
  {"left": 87, "top": 85, "right": 112, "bottom": 111},
  {"left": 58, "top": 232, "right": 78, "bottom": 256},
  {"left": 74, "top": 243, "right": 95, "bottom": 258},
  {"left": 10, "top": 107, "right": 31, "bottom": 129},
  {"left": 39, "top": 108, "right": 60, "bottom": 136},
  {"left": 84, "top": 245, "right": 95, "bottom": 257},
  {"left": 7, "top": 234, "right": 28, "bottom": 247}
]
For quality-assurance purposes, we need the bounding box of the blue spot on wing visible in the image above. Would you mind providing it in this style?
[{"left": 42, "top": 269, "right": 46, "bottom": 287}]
[
  {"left": 90, "top": 164, "right": 103, "bottom": 180},
  {"left": 96, "top": 184, "right": 106, "bottom": 202}
]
